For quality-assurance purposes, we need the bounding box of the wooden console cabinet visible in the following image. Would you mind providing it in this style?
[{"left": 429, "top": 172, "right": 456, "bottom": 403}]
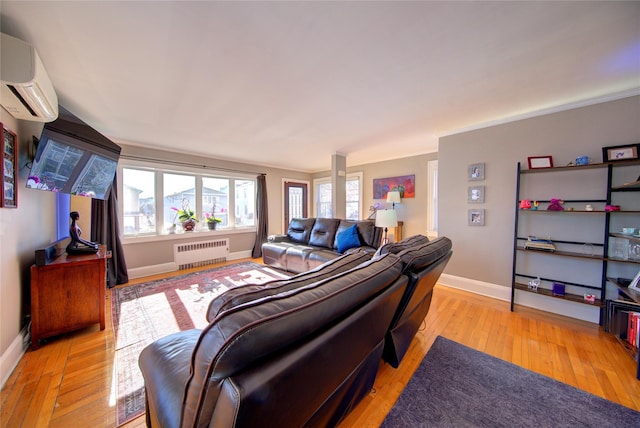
[{"left": 30, "top": 245, "right": 109, "bottom": 350}]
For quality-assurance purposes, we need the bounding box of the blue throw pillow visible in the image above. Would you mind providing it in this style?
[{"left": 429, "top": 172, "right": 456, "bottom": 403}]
[{"left": 337, "top": 224, "right": 361, "bottom": 253}]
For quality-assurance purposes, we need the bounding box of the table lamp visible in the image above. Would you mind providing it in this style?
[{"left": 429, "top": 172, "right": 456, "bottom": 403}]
[{"left": 375, "top": 209, "right": 397, "bottom": 245}]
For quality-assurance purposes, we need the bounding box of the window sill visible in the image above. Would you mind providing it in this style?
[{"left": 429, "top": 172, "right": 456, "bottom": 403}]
[{"left": 122, "top": 226, "right": 257, "bottom": 245}]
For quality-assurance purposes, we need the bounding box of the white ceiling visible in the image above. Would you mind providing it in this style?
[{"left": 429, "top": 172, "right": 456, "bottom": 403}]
[{"left": 1, "top": 1, "right": 639, "bottom": 172}]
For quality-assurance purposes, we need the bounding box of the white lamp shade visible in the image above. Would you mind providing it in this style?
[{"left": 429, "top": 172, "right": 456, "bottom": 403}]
[
  {"left": 386, "top": 191, "right": 401, "bottom": 205},
  {"left": 375, "top": 209, "right": 397, "bottom": 228}
]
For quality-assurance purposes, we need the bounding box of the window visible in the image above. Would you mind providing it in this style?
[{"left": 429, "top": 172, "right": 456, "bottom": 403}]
[
  {"left": 164, "top": 173, "right": 195, "bottom": 229},
  {"left": 120, "top": 164, "right": 256, "bottom": 237},
  {"left": 313, "top": 172, "right": 363, "bottom": 219},
  {"left": 202, "top": 177, "right": 229, "bottom": 227},
  {"left": 235, "top": 179, "right": 255, "bottom": 227},
  {"left": 122, "top": 168, "right": 156, "bottom": 235},
  {"left": 315, "top": 180, "right": 333, "bottom": 218}
]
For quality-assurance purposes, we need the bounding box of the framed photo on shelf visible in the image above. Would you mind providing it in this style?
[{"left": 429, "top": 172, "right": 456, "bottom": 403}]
[
  {"left": 468, "top": 185, "right": 485, "bottom": 203},
  {"left": 468, "top": 208, "right": 485, "bottom": 226},
  {"left": 629, "top": 269, "right": 640, "bottom": 289},
  {"left": 527, "top": 156, "right": 553, "bottom": 169},
  {"left": 601, "top": 143, "right": 639, "bottom": 162},
  {"left": 468, "top": 163, "right": 485, "bottom": 181},
  {"left": 1, "top": 123, "right": 17, "bottom": 208}
]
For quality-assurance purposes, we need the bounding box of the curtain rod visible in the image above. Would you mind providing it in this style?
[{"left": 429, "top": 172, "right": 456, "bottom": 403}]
[{"left": 120, "top": 154, "right": 266, "bottom": 176}]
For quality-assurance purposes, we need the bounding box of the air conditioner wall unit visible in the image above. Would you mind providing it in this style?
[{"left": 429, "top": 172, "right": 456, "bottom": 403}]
[{"left": 1, "top": 33, "right": 58, "bottom": 122}]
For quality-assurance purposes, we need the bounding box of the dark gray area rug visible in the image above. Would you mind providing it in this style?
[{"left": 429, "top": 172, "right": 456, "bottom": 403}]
[{"left": 382, "top": 336, "right": 640, "bottom": 428}]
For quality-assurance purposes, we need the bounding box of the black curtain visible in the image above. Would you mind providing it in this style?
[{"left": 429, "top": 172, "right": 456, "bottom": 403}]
[
  {"left": 252, "top": 174, "right": 268, "bottom": 258},
  {"left": 91, "top": 175, "right": 128, "bottom": 287}
]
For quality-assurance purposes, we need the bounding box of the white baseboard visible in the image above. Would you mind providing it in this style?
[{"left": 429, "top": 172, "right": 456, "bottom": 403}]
[
  {"left": 438, "top": 273, "right": 512, "bottom": 301},
  {"left": 127, "top": 262, "right": 178, "bottom": 279},
  {"left": 126, "top": 251, "right": 256, "bottom": 280},
  {"left": 1, "top": 323, "right": 30, "bottom": 389},
  {"left": 438, "top": 274, "right": 599, "bottom": 324}
]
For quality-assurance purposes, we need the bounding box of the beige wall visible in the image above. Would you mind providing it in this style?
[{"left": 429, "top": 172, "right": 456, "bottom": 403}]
[
  {"left": 0, "top": 111, "right": 57, "bottom": 384},
  {"left": 352, "top": 153, "right": 438, "bottom": 240},
  {"left": 438, "top": 95, "right": 640, "bottom": 322}
]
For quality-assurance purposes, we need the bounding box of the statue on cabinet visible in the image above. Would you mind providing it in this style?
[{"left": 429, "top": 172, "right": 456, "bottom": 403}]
[{"left": 66, "top": 211, "right": 99, "bottom": 254}]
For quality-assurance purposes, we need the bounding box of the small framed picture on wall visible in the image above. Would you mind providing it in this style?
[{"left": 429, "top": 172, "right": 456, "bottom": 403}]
[
  {"left": 468, "top": 163, "right": 485, "bottom": 181},
  {"left": 468, "top": 208, "right": 485, "bottom": 226},
  {"left": 468, "top": 185, "right": 485, "bottom": 203}
]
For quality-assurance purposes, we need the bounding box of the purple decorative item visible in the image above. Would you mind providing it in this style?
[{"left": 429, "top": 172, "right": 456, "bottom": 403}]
[
  {"left": 552, "top": 282, "right": 565, "bottom": 297},
  {"left": 547, "top": 199, "right": 564, "bottom": 211}
]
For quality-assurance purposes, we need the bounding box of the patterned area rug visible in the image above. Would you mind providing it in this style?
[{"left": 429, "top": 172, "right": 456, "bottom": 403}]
[
  {"left": 382, "top": 336, "right": 640, "bottom": 427},
  {"left": 111, "top": 261, "right": 289, "bottom": 426}
]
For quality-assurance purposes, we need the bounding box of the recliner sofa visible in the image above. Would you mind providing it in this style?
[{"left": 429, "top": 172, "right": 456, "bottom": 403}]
[
  {"left": 138, "top": 235, "right": 452, "bottom": 428},
  {"left": 262, "top": 218, "right": 382, "bottom": 273}
]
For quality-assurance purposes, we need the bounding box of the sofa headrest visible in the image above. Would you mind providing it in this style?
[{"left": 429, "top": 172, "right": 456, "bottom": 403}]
[
  {"left": 376, "top": 234, "right": 430, "bottom": 256},
  {"left": 206, "top": 251, "right": 372, "bottom": 320},
  {"left": 287, "top": 218, "right": 317, "bottom": 243},
  {"left": 392, "top": 236, "right": 452, "bottom": 273},
  {"left": 309, "top": 218, "right": 340, "bottom": 249}
]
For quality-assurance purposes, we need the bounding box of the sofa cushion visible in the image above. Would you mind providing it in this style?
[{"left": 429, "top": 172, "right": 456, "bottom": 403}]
[
  {"left": 206, "top": 251, "right": 372, "bottom": 321},
  {"left": 334, "top": 220, "right": 377, "bottom": 249},
  {"left": 395, "top": 236, "right": 453, "bottom": 272},
  {"left": 376, "top": 234, "right": 430, "bottom": 256},
  {"left": 336, "top": 224, "right": 362, "bottom": 253},
  {"left": 287, "top": 218, "right": 317, "bottom": 243},
  {"left": 309, "top": 218, "right": 340, "bottom": 249}
]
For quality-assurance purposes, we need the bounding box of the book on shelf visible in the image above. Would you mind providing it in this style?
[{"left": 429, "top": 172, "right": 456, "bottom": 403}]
[{"left": 628, "top": 312, "right": 640, "bottom": 349}]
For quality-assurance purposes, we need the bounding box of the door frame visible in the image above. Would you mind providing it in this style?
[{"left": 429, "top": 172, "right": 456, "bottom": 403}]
[{"left": 282, "top": 178, "right": 310, "bottom": 232}]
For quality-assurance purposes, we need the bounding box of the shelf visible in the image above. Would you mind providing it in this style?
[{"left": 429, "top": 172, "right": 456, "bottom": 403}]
[
  {"left": 514, "top": 282, "right": 603, "bottom": 307},
  {"left": 611, "top": 180, "right": 640, "bottom": 191},
  {"left": 610, "top": 233, "right": 640, "bottom": 244},
  {"left": 521, "top": 159, "right": 640, "bottom": 174},
  {"left": 516, "top": 246, "right": 603, "bottom": 261}
]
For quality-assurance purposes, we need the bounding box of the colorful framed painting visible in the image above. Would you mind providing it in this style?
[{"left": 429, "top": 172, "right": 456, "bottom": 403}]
[
  {"left": 1, "top": 123, "right": 17, "bottom": 208},
  {"left": 373, "top": 174, "right": 415, "bottom": 199}
]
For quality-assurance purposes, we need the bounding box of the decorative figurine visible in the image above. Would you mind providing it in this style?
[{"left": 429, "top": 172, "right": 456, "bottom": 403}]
[
  {"left": 552, "top": 282, "right": 565, "bottom": 297},
  {"left": 531, "top": 201, "right": 539, "bottom": 210},
  {"left": 519, "top": 200, "right": 532, "bottom": 210},
  {"left": 547, "top": 199, "right": 564, "bottom": 211},
  {"left": 528, "top": 277, "right": 540, "bottom": 291},
  {"left": 66, "top": 211, "right": 99, "bottom": 254},
  {"left": 585, "top": 204, "right": 594, "bottom": 211}
]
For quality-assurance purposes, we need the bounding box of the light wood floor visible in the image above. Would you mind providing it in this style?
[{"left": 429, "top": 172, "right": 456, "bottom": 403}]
[{"left": 2, "top": 259, "right": 639, "bottom": 427}]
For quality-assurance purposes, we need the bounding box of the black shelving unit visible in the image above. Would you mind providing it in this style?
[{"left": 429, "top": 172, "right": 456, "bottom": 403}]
[{"left": 511, "top": 159, "right": 640, "bottom": 379}]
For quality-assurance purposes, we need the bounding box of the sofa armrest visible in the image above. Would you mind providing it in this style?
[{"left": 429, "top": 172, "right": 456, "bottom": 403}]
[{"left": 268, "top": 234, "right": 289, "bottom": 243}]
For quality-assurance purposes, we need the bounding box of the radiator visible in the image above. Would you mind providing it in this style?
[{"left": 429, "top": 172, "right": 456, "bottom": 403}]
[{"left": 173, "top": 239, "right": 229, "bottom": 270}]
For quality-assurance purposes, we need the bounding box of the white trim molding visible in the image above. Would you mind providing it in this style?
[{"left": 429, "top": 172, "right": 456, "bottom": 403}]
[
  {"left": 1, "top": 324, "right": 30, "bottom": 389},
  {"left": 438, "top": 274, "right": 599, "bottom": 324}
]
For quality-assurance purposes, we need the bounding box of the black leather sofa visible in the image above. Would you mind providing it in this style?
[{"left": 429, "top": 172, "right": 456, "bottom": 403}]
[
  {"left": 262, "top": 218, "right": 382, "bottom": 273},
  {"left": 138, "top": 235, "right": 452, "bottom": 428}
]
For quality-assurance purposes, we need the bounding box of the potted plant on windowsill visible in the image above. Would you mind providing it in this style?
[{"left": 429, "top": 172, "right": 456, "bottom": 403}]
[
  {"left": 172, "top": 200, "right": 198, "bottom": 232},
  {"left": 205, "top": 213, "right": 222, "bottom": 230}
]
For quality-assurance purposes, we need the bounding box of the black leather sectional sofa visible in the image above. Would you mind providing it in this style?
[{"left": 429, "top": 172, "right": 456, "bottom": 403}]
[
  {"left": 139, "top": 235, "right": 452, "bottom": 428},
  {"left": 262, "top": 218, "right": 382, "bottom": 273}
]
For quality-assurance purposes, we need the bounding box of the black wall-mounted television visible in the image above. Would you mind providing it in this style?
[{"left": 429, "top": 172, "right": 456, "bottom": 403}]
[{"left": 26, "top": 106, "right": 121, "bottom": 200}]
